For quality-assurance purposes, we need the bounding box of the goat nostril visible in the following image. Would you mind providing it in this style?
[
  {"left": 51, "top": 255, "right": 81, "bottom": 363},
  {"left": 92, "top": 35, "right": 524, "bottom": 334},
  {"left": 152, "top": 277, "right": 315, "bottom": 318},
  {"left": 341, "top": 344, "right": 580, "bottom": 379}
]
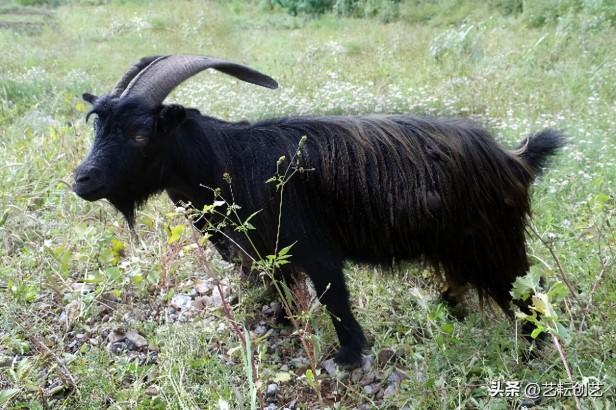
[{"left": 75, "top": 174, "right": 91, "bottom": 184}]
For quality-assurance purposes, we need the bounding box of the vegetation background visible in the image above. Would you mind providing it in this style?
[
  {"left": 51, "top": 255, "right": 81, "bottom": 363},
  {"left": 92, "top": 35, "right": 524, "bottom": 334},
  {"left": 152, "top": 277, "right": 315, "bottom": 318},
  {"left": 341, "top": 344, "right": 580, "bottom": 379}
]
[{"left": 0, "top": 0, "right": 614, "bottom": 408}]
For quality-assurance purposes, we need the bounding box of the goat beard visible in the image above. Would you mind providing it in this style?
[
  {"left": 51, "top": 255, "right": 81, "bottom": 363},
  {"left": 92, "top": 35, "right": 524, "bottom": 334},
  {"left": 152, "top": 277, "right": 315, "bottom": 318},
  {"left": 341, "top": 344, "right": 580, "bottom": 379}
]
[{"left": 109, "top": 194, "right": 153, "bottom": 230}]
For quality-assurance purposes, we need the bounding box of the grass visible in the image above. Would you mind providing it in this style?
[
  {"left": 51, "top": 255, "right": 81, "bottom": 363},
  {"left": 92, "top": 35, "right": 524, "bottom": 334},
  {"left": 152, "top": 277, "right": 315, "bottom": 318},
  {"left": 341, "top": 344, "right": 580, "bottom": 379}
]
[{"left": 0, "top": 0, "right": 615, "bottom": 408}]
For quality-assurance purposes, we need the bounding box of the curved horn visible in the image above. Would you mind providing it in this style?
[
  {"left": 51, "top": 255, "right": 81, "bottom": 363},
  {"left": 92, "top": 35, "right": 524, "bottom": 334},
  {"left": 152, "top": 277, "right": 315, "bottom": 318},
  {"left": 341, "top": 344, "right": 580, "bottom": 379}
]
[
  {"left": 110, "top": 55, "right": 163, "bottom": 97},
  {"left": 119, "top": 55, "right": 278, "bottom": 107}
]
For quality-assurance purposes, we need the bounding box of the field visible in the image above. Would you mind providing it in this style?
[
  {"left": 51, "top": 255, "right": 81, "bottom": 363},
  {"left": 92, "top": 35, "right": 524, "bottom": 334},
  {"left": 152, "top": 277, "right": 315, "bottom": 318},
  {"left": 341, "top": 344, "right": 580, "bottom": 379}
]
[{"left": 0, "top": 0, "right": 615, "bottom": 408}]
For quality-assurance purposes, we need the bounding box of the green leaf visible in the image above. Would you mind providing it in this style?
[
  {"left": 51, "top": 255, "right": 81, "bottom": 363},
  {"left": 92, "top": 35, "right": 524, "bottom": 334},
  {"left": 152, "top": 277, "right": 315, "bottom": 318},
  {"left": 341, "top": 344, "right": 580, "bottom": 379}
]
[
  {"left": 75, "top": 100, "right": 87, "bottom": 113},
  {"left": 547, "top": 281, "right": 568, "bottom": 302},
  {"left": 531, "top": 293, "right": 557, "bottom": 318},
  {"left": 441, "top": 322, "right": 454, "bottom": 335},
  {"left": 596, "top": 192, "right": 610, "bottom": 203},
  {"left": 530, "top": 325, "right": 544, "bottom": 339},
  {"left": 0, "top": 209, "right": 8, "bottom": 227},
  {"left": 278, "top": 242, "right": 295, "bottom": 257},
  {"left": 167, "top": 224, "right": 185, "bottom": 244},
  {"left": 510, "top": 270, "right": 541, "bottom": 301},
  {"left": 555, "top": 323, "right": 571, "bottom": 344},
  {"left": 305, "top": 368, "right": 316, "bottom": 388},
  {"left": 0, "top": 388, "right": 20, "bottom": 405},
  {"left": 110, "top": 239, "right": 125, "bottom": 265},
  {"left": 273, "top": 371, "right": 292, "bottom": 383}
]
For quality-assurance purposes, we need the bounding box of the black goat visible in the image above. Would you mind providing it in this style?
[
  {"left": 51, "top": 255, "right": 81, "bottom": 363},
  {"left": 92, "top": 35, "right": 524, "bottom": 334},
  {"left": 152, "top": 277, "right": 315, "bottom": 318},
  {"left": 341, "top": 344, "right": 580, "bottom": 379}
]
[{"left": 73, "top": 55, "right": 564, "bottom": 367}]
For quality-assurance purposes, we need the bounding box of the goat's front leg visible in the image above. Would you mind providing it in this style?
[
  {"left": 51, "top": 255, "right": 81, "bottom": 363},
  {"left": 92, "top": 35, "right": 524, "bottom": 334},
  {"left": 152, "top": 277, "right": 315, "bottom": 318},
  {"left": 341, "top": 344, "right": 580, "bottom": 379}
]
[{"left": 301, "top": 258, "right": 366, "bottom": 368}]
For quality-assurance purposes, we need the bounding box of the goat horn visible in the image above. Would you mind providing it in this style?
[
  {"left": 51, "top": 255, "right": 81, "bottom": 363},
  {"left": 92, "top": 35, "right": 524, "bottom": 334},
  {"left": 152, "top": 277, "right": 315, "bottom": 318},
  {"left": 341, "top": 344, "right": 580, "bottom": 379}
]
[
  {"left": 119, "top": 55, "right": 278, "bottom": 107},
  {"left": 110, "top": 55, "right": 163, "bottom": 97}
]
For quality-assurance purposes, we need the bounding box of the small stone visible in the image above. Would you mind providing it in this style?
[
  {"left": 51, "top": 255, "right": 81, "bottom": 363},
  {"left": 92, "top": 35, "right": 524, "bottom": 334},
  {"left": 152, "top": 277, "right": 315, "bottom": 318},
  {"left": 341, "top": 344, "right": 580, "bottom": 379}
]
[
  {"left": 388, "top": 368, "right": 410, "bottom": 385},
  {"left": 145, "top": 385, "right": 159, "bottom": 396},
  {"left": 361, "top": 354, "right": 374, "bottom": 371},
  {"left": 377, "top": 348, "right": 396, "bottom": 368},
  {"left": 360, "top": 371, "right": 376, "bottom": 386},
  {"left": 208, "top": 292, "right": 224, "bottom": 308},
  {"left": 290, "top": 356, "right": 308, "bottom": 369},
  {"left": 383, "top": 383, "right": 397, "bottom": 398},
  {"left": 264, "top": 404, "right": 277, "bottom": 410},
  {"left": 255, "top": 324, "right": 267, "bottom": 336},
  {"left": 262, "top": 304, "right": 273, "bottom": 315},
  {"left": 322, "top": 358, "right": 338, "bottom": 377},
  {"left": 266, "top": 383, "right": 278, "bottom": 398},
  {"left": 363, "top": 383, "right": 381, "bottom": 395},
  {"left": 280, "top": 364, "right": 289, "bottom": 372},
  {"left": 125, "top": 331, "right": 148, "bottom": 350},
  {"left": 108, "top": 329, "right": 126, "bottom": 344},
  {"left": 109, "top": 341, "right": 127, "bottom": 353},
  {"left": 170, "top": 294, "right": 192, "bottom": 310},
  {"left": 194, "top": 282, "right": 211, "bottom": 295},
  {"left": 191, "top": 296, "right": 209, "bottom": 310},
  {"left": 350, "top": 368, "right": 363, "bottom": 383}
]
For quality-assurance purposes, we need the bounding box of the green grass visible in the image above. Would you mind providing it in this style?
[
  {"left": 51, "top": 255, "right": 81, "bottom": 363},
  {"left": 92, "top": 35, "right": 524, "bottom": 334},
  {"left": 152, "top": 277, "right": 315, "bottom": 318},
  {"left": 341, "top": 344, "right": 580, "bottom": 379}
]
[{"left": 1, "top": 0, "right": 615, "bottom": 408}]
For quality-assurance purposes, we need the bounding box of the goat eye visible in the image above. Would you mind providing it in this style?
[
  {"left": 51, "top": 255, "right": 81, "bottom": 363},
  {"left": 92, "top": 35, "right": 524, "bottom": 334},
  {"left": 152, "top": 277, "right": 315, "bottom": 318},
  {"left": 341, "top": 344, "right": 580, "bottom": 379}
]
[{"left": 132, "top": 135, "right": 148, "bottom": 144}]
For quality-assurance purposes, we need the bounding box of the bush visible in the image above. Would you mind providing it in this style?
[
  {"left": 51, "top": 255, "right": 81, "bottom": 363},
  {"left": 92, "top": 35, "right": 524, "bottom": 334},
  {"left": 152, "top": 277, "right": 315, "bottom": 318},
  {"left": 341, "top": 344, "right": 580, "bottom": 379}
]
[
  {"left": 15, "top": 0, "right": 64, "bottom": 6},
  {"left": 272, "top": 0, "right": 400, "bottom": 20},
  {"left": 273, "top": 0, "right": 334, "bottom": 15}
]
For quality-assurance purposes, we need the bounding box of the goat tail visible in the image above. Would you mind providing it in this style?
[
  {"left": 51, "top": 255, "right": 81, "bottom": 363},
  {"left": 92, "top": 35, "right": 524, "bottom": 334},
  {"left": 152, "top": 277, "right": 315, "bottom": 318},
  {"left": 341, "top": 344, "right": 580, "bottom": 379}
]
[{"left": 512, "top": 128, "right": 566, "bottom": 177}]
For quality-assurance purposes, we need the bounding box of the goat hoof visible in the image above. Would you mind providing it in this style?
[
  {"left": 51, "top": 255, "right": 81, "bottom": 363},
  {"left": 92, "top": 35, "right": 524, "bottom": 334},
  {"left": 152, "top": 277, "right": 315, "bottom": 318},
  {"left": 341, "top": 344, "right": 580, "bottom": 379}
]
[
  {"left": 334, "top": 346, "right": 362, "bottom": 369},
  {"left": 274, "top": 307, "right": 291, "bottom": 326}
]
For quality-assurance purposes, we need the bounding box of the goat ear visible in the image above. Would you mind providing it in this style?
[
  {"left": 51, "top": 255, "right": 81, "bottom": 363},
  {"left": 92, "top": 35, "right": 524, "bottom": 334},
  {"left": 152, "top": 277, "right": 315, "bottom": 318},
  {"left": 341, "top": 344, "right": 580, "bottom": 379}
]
[
  {"left": 158, "top": 104, "right": 186, "bottom": 134},
  {"left": 82, "top": 92, "right": 98, "bottom": 104}
]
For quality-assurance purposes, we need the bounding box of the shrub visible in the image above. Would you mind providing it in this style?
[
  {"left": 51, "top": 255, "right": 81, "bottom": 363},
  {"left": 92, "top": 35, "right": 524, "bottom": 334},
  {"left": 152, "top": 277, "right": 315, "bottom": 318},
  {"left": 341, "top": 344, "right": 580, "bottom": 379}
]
[{"left": 272, "top": 0, "right": 400, "bottom": 20}]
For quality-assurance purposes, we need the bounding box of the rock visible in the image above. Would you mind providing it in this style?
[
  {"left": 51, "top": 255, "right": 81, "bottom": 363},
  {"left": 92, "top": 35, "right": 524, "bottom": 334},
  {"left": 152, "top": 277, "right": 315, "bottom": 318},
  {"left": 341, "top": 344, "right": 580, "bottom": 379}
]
[
  {"left": 170, "top": 294, "right": 192, "bottom": 310},
  {"left": 361, "top": 354, "right": 374, "bottom": 371},
  {"left": 194, "top": 282, "right": 211, "bottom": 295},
  {"left": 255, "top": 323, "right": 267, "bottom": 336},
  {"left": 125, "top": 331, "right": 148, "bottom": 350},
  {"left": 363, "top": 383, "right": 381, "bottom": 396},
  {"left": 106, "top": 328, "right": 147, "bottom": 352},
  {"left": 192, "top": 296, "right": 209, "bottom": 310},
  {"left": 109, "top": 341, "right": 127, "bottom": 353},
  {"left": 264, "top": 404, "right": 277, "bottom": 410},
  {"left": 71, "top": 282, "right": 93, "bottom": 293},
  {"left": 58, "top": 300, "right": 80, "bottom": 329},
  {"left": 360, "top": 371, "right": 376, "bottom": 386},
  {"left": 290, "top": 356, "right": 308, "bottom": 369},
  {"left": 322, "top": 358, "right": 338, "bottom": 377},
  {"left": 108, "top": 328, "right": 126, "bottom": 344},
  {"left": 208, "top": 292, "right": 224, "bottom": 308},
  {"left": 383, "top": 383, "right": 397, "bottom": 398},
  {"left": 350, "top": 368, "right": 363, "bottom": 383},
  {"left": 266, "top": 383, "right": 278, "bottom": 398},
  {"left": 377, "top": 348, "right": 396, "bottom": 367},
  {"left": 388, "top": 368, "right": 410, "bottom": 385},
  {"left": 145, "top": 385, "right": 159, "bottom": 396},
  {"left": 280, "top": 364, "right": 289, "bottom": 372},
  {"left": 262, "top": 304, "right": 273, "bottom": 315}
]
